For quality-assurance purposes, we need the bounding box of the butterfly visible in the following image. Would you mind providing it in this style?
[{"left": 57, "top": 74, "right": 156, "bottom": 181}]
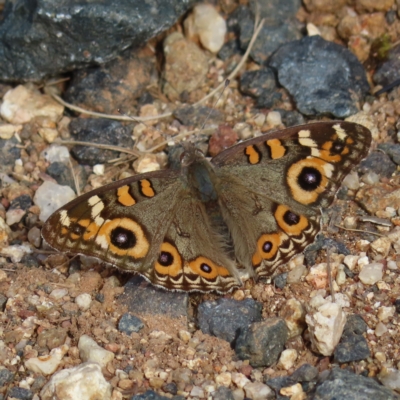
[{"left": 42, "top": 121, "right": 371, "bottom": 292}]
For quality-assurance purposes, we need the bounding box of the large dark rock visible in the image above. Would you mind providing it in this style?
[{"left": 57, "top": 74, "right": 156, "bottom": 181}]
[
  {"left": 0, "top": 0, "right": 196, "bottom": 82},
  {"left": 269, "top": 35, "right": 370, "bottom": 117}
]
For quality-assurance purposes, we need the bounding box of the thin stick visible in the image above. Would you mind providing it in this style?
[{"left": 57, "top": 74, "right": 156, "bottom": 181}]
[
  {"left": 334, "top": 224, "right": 384, "bottom": 237},
  {"left": 326, "top": 247, "right": 335, "bottom": 303},
  {"left": 68, "top": 157, "right": 81, "bottom": 196},
  {"left": 54, "top": 140, "right": 142, "bottom": 157},
  {"left": 51, "top": 18, "right": 265, "bottom": 125}
]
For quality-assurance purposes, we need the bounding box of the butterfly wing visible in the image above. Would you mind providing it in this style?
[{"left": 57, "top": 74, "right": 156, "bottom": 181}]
[
  {"left": 42, "top": 169, "right": 241, "bottom": 292},
  {"left": 212, "top": 121, "right": 371, "bottom": 276}
]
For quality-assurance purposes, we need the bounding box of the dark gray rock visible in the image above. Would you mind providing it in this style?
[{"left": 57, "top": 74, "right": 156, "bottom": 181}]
[
  {"left": 240, "top": 68, "right": 281, "bottom": 108},
  {"left": 197, "top": 298, "right": 262, "bottom": 345},
  {"left": 374, "top": 44, "right": 400, "bottom": 89},
  {"left": 0, "top": 368, "right": 13, "bottom": 386},
  {"left": 0, "top": 294, "right": 7, "bottom": 311},
  {"left": 0, "top": 0, "right": 196, "bottom": 82},
  {"left": 312, "top": 368, "right": 399, "bottom": 400},
  {"left": 130, "top": 390, "right": 171, "bottom": 400},
  {"left": 334, "top": 314, "right": 370, "bottom": 363},
  {"left": 7, "top": 387, "right": 33, "bottom": 400},
  {"left": 276, "top": 109, "right": 305, "bottom": 127},
  {"left": 378, "top": 143, "right": 400, "bottom": 166},
  {"left": 235, "top": 317, "right": 288, "bottom": 367},
  {"left": 218, "top": 39, "right": 243, "bottom": 61},
  {"left": 120, "top": 276, "right": 188, "bottom": 318},
  {"left": 291, "top": 363, "right": 319, "bottom": 382},
  {"left": 395, "top": 298, "right": 400, "bottom": 314},
  {"left": 273, "top": 273, "right": 287, "bottom": 289},
  {"left": 359, "top": 151, "right": 397, "bottom": 179},
  {"left": 46, "top": 162, "right": 87, "bottom": 192},
  {"left": 64, "top": 51, "right": 155, "bottom": 115},
  {"left": 212, "top": 386, "right": 235, "bottom": 400},
  {"left": 269, "top": 35, "right": 370, "bottom": 118},
  {"left": 162, "top": 382, "right": 178, "bottom": 395},
  {"left": 0, "top": 137, "right": 21, "bottom": 166},
  {"left": 69, "top": 118, "right": 134, "bottom": 166},
  {"left": 9, "top": 195, "right": 33, "bottom": 211},
  {"left": 118, "top": 313, "right": 144, "bottom": 335},
  {"left": 334, "top": 334, "right": 370, "bottom": 363},
  {"left": 343, "top": 314, "right": 368, "bottom": 335}
]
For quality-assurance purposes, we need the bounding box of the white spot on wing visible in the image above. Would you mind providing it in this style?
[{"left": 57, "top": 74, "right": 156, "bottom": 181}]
[
  {"left": 60, "top": 210, "right": 70, "bottom": 227},
  {"left": 298, "top": 129, "right": 311, "bottom": 138},
  {"left": 299, "top": 137, "right": 317, "bottom": 148},
  {"left": 333, "top": 124, "right": 347, "bottom": 140}
]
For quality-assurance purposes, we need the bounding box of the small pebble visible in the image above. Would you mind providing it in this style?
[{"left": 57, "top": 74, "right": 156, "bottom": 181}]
[
  {"left": 375, "top": 322, "right": 388, "bottom": 337},
  {"left": 243, "top": 381, "right": 273, "bottom": 400},
  {"left": 278, "top": 349, "right": 298, "bottom": 370},
  {"left": 78, "top": 335, "right": 115, "bottom": 368},
  {"left": 266, "top": 111, "right": 282, "bottom": 127},
  {"left": 93, "top": 164, "right": 105, "bottom": 175},
  {"left": 178, "top": 330, "right": 191, "bottom": 343},
  {"left": 359, "top": 263, "right": 384, "bottom": 285},
  {"left": 75, "top": 293, "right": 92, "bottom": 311},
  {"left": 215, "top": 372, "right": 232, "bottom": 387},
  {"left": 49, "top": 288, "right": 68, "bottom": 300},
  {"left": 377, "top": 306, "right": 395, "bottom": 321},
  {"left": 118, "top": 313, "right": 144, "bottom": 335}
]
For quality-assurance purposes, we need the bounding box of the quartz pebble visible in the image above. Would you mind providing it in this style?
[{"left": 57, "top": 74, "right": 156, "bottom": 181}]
[
  {"left": 184, "top": 3, "right": 226, "bottom": 53},
  {"left": 78, "top": 335, "right": 115, "bottom": 368},
  {"left": 215, "top": 372, "right": 232, "bottom": 387},
  {"left": 1, "top": 243, "right": 31, "bottom": 263},
  {"left": 49, "top": 288, "right": 68, "bottom": 300},
  {"left": 0, "top": 85, "right": 64, "bottom": 124},
  {"left": 378, "top": 368, "right": 400, "bottom": 393},
  {"left": 358, "top": 263, "right": 384, "bottom": 285},
  {"left": 40, "top": 362, "right": 112, "bottom": 400},
  {"left": 34, "top": 181, "right": 76, "bottom": 222},
  {"left": 278, "top": 349, "right": 298, "bottom": 370},
  {"left": 378, "top": 306, "right": 395, "bottom": 321},
  {"left": 306, "top": 297, "right": 347, "bottom": 356},
  {"left": 243, "top": 381, "right": 273, "bottom": 400},
  {"left": 75, "top": 293, "right": 92, "bottom": 311},
  {"left": 25, "top": 344, "right": 69, "bottom": 375},
  {"left": 42, "top": 145, "right": 71, "bottom": 163},
  {"left": 375, "top": 321, "right": 388, "bottom": 337}
]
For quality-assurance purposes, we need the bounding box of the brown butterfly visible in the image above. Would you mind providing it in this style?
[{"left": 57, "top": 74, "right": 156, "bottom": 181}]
[{"left": 42, "top": 121, "right": 371, "bottom": 292}]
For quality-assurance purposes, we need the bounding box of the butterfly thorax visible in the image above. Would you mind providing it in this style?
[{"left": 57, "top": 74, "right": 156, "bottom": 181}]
[{"left": 180, "top": 147, "right": 219, "bottom": 203}]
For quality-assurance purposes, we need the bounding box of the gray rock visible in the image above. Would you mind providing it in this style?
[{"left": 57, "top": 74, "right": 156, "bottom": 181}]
[
  {"left": 240, "top": 68, "right": 281, "bottom": 108},
  {"left": 334, "top": 314, "right": 370, "bottom": 363},
  {"left": 69, "top": 118, "right": 134, "bottom": 166},
  {"left": 359, "top": 151, "right": 397, "bottom": 179},
  {"left": 0, "top": 0, "right": 196, "bottom": 82},
  {"left": 118, "top": 313, "right": 144, "bottom": 335},
  {"left": 334, "top": 334, "right": 370, "bottom": 363},
  {"left": 120, "top": 276, "right": 188, "bottom": 318},
  {"left": 197, "top": 298, "right": 262, "bottom": 345},
  {"left": 0, "top": 368, "right": 13, "bottom": 386},
  {"left": 0, "top": 137, "right": 21, "bottom": 166},
  {"left": 378, "top": 143, "right": 400, "bottom": 166},
  {"left": 374, "top": 44, "right": 400, "bottom": 88},
  {"left": 47, "top": 162, "right": 87, "bottom": 192},
  {"left": 235, "top": 318, "right": 288, "bottom": 367},
  {"left": 7, "top": 387, "right": 33, "bottom": 400},
  {"left": 131, "top": 390, "right": 171, "bottom": 399},
  {"left": 269, "top": 35, "right": 370, "bottom": 118},
  {"left": 212, "top": 386, "right": 235, "bottom": 400},
  {"left": 313, "top": 368, "right": 399, "bottom": 400}
]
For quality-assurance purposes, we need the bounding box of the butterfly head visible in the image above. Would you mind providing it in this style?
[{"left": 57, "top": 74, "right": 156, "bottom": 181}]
[{"left": 180, "top": 142, "right": 206, "bottom": 168}]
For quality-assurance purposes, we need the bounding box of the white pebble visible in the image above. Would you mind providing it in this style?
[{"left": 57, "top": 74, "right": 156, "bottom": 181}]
[
  {"left": 343, "top": 255, "right": 359, "bottom": 270},
  {"left": 342, "top": 170, "right": 360, "bottom": 190},
  {"left": 75, "top": 293, "right": 92, "bottom": 311},
  {"left": 266, "top": 111, "right": 282, "bottom": 127},
  {"left": 215, "top": 372, "right": 232, "bottom": 387},
  {"left": 278, "top": 349, "right": 298, "bottom": 370},
  {"left": 0, "top": 243, "right": 31, "bottom": 263},
  {"left": 306, "top": 301, "right": 347, "bottom": 356},
  {"left": 244, "top": 382, "right": 273, "bottom": 400},
  {"left": 231, "top": 372, "right": 250, "bottom": 389},
  {"left": 178, "top": 329, "right": 191, "bottom": 343},
  {"left": 25, "top": 344, "right": 68, "bottom": 376},
  {"left": 0, "top": 85, "right": 64, "bottom": 124},
  {"left": 375, "top": 321, "right": 388, "bottom": 337},
  {"left": 378, "top": 368, "right": 400, "bottom": 392},
  {"left": 40, "top": 362, "right": 112, "bottom": 400},
  {"left": 6, "top": 208, "right": 26, "bottom": 225},
  {"left": 377, "top": 306, "right": 395, "bottom": 322},
  {"left": 184, "top": 3, "right": 226, "bottom": 53},
  {"left": 287, "top": 264, "right": 306, "bottom": 283},
  {"left": 78, "top": 335, "right": 114, "bottom": 368},
  {"left": 34, "top": 181, "right": 76, "bottom": 222},
  {"left": 42, "top": 145, "right": 71, "bottom": 164},
  {"left": 93, "top": 164, "right": 105, "bottom": 175},
  {"left": 387, "top": 260, "right": 398, "bottom": 270},
  {"left": 358, "top": 263, "right": 384, "bottom": 285},
  {"left": 49, "top": 288, "right": 68, "bottom": 300}
]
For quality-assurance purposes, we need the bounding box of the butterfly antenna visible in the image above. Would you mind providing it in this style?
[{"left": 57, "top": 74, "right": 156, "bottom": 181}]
[{"left": 200, "top": 79, "right": 230, "bottom": 130}]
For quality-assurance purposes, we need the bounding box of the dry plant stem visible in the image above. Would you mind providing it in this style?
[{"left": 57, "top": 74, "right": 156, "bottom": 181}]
[
  {"left": 50, "top": 18, "right": 265, "bottom": 124},
  {"left": 69, "top": 157, "right": 81, "bottom": 196},
  {"left": 334, "top": 224, "right": 384, "bottom": 237},
  {"left": 326, "top": 247, "right": 335, "bottom": 303},
  {"left": 54, "top": 140, "right": 142, "bottom": 157}
]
